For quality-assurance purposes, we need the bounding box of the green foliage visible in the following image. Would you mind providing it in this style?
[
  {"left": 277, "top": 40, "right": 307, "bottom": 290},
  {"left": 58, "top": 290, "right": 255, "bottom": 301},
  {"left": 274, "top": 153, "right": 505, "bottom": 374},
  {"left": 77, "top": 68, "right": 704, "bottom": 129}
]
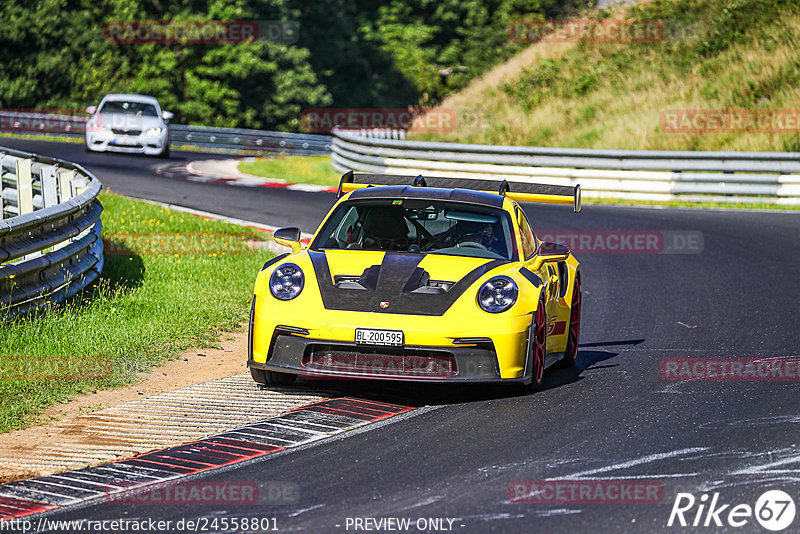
[
  {"left": 0, "top": 0, "right": 584, "bottom": 129},
  {"left": 503, "top": 58, "right": 562, "bottom": 111}
]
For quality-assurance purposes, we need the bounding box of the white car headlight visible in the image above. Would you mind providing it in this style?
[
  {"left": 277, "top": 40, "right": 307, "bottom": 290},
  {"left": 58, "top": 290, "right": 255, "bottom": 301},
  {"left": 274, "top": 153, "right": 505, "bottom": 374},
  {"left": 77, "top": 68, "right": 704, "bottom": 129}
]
[
  {"left": 477, "top": 276, "right": 518, "bottom": 313},
  {"left": 87, "top": 122, "right": 108, "bottom": 133},
  {"left": 270, "top": 263, "right": 304, "bottom": 300},
  {"left": 145, "top": 127, "right": 163, "bottom": 137}
]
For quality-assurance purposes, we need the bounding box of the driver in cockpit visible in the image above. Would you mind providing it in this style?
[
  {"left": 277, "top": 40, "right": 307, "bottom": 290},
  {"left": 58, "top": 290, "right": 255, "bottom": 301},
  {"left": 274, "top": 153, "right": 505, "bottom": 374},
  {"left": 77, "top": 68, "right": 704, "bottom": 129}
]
[
  {"left": 454, "top": 221, "right": 494, "bottom": 248},
  {"left": 452, "top": 220, "right": 510, "bottom": 258}
]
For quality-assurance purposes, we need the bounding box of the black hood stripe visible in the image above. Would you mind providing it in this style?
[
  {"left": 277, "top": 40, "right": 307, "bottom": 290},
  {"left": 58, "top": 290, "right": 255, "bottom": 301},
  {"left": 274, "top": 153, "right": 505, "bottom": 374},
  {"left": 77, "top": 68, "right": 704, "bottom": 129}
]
[
  {"left": 519, "top": 267, "right": 542, "bottom": 287},
  {"left": 308, "top": 251, "right": 507, "bottom": 316},
  {"left": 261, "top": 253, "right": 289, "bottom": 271}
]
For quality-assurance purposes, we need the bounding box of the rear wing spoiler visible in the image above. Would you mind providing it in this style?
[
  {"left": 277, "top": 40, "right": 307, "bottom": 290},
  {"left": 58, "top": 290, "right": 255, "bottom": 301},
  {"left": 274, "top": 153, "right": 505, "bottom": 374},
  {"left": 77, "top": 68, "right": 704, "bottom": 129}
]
[{"left": 337, "top": 172, "right": 581, "bottom": 213}]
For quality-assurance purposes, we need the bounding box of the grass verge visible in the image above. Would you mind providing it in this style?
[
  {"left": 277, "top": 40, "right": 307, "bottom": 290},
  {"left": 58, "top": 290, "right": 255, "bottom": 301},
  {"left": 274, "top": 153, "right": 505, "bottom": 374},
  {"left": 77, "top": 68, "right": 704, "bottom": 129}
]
[
  {"left": 239, "top": 155, "right": 341, "bottom": 186},
  {"left": 0, "top": 132, "right": 83, "bottom": 144},
  {"left": 0, "top": 192, "right": 274, "bottom": 433},
  {"left": 415, "top": 0, "right": 800, "bottom": 152}
]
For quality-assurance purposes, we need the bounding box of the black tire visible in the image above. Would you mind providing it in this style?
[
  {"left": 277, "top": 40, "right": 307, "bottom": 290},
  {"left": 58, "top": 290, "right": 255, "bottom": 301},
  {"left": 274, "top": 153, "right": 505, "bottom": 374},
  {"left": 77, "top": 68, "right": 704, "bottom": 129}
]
[
  {"left": 159, "top": 144, "right": 170, "bottom": 159},
  {"left": 250, "top": 367, "right": 297, "bottom": 386},
  {"left": 560, "top": 281, "right": 581, "bottom": 368}
]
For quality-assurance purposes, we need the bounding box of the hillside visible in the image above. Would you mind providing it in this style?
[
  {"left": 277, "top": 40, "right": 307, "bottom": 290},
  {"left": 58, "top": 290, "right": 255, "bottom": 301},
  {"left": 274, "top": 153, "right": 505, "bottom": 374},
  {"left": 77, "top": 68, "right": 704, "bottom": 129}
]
[{"left": 413, "top": 0, "right": 800, "bottom": 152}]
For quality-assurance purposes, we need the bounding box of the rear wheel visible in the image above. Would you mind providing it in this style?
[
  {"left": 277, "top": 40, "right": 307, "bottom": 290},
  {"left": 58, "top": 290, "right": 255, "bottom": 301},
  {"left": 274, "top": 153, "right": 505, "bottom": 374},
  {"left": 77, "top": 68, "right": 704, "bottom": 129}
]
[
  {"left": 526, "top": 298, "right": 547, "bottom": 390},
  {"left": 250, "top": 367, "right": 297, "bottom": 386},
  {"left": 561, "top": 281, "right": 582, "bottom": 368}
]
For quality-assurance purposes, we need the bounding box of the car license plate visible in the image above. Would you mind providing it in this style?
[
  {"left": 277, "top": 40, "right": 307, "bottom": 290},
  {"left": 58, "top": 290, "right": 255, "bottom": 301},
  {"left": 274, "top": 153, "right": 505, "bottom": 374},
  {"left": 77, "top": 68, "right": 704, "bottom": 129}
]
[
  {"left": 355, "top": 328, "right": 404, "bottom": 347},
  {"left": 114, "top": 135, "right": 138, "bottom": 146}
]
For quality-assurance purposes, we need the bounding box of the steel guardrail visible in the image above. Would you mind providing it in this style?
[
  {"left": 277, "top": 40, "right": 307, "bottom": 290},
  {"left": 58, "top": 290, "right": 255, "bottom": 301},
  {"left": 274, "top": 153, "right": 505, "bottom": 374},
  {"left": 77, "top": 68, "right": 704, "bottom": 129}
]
[
  {"left": 0, "top": 146, "right": 103, "bottom": 316},
  {"left": 0, "top": 111, "right": 331, "bottom": 156},
  {"left": 330, "top": 129, "right": 800, "bottom": 205}
]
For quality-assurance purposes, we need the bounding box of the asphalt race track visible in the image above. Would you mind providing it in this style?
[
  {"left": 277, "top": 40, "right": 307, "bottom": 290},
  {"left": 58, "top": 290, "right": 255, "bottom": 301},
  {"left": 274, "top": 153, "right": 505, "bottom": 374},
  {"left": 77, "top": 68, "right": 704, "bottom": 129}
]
[{"left": 4, "top": 138, "right": 800, "bottom": 533}]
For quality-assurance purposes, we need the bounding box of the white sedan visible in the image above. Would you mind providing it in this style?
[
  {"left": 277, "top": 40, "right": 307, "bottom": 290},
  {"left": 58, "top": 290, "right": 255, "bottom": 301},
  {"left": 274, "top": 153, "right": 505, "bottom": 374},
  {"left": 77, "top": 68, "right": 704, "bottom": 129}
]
[{"left": 85, "top": 94, "right": 173, "bottom": 157}]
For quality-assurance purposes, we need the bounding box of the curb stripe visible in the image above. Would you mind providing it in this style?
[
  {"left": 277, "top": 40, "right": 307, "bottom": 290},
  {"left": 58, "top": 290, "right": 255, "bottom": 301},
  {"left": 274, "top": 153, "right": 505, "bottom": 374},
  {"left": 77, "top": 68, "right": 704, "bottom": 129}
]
[
  {"left": 120, "top": 459, "right": 198, "bottom": 474},
  {"left": 199, "top": 437, "right": 279, "bottom": 452},
  {"left": 0, "top": 496, "right": 55, "bottom": 520},
  {"left": 157, "top": 161, "right": 338, "bottom": 193},
  {"left": 0, "top": 398, "right": 413, "bottom": 523}
]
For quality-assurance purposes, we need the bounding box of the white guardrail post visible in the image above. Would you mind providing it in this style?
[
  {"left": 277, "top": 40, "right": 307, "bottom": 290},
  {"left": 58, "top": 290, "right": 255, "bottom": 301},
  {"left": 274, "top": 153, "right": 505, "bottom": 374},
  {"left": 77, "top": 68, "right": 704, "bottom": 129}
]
[
  {"left": 0, "top": 147, "right": 103, "bottom": 316},
  {"left": 330, "top": 129, "right": 800, "bottom": 205}
]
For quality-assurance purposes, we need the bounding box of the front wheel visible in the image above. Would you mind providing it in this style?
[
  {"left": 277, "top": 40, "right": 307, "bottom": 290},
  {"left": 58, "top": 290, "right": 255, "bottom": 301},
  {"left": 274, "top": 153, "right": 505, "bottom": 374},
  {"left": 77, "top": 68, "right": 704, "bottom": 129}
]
[
  {"left": 525, "top": 298, "right": 547, "bottom": 391},
  {"left": 250, "top": 367, "right": 297, "bottom": 386}
]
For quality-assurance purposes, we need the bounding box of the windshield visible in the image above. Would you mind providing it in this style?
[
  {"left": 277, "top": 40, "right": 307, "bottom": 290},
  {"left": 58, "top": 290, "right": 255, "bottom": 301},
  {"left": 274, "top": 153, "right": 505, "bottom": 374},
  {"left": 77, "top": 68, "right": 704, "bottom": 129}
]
[
  {"left": 99, "top": 101, "right": 158, "bottom": 117},
  {"left": 311, "top": 199, "right": 516, "bottom": 260}
]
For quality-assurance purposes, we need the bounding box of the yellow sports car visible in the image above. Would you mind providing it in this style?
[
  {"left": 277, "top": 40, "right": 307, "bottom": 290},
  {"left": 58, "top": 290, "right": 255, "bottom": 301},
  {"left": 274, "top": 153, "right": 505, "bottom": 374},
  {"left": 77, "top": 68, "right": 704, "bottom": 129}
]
[{"left": 248, "top": 172, "right": 582, "bottom": 389}]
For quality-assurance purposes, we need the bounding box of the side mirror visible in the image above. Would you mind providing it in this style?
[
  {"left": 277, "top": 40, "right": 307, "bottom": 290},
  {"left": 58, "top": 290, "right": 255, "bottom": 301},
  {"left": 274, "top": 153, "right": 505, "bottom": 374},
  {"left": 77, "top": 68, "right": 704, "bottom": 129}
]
[
  {"left": 86, "top": 106, "right": 97, "bottom": 115},
  {"left": 162, "top": 111, "right": 174, "bottom": 121},
  {"left": 528, "top": 242, "right": 570, "bottom": 270},
  {"left": 273, "top": 227, "right": 302, "bottom": 253}
]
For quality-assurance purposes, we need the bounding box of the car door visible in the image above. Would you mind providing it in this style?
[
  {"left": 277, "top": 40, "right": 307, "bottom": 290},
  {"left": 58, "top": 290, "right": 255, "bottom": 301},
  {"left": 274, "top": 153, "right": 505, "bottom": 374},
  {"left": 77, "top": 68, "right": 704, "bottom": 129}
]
[{"left": 516, "top": 207, "right": 563, "bottom": 352}]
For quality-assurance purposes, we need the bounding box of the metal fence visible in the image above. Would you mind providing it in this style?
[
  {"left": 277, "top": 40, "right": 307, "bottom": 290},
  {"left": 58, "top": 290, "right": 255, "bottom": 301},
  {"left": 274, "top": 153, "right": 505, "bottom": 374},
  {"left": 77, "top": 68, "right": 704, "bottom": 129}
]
[
  {"left": 0, "top": 110, "right": 331, "bottom": 156},
  {"left": 0, "top": 146, "right": 103, "bottom": 315},
  {"left": 331, "top": 129, "right": 800, "bottom": 205}
]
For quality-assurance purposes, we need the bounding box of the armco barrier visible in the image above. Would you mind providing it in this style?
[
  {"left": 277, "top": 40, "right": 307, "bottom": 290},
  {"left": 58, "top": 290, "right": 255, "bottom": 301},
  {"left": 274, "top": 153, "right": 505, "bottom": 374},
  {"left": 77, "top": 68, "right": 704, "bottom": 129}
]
[
  {"left": 0, "top": 147, "right": 103, "bottom": 315},
  {"left": 330, "top": 129, "right": 800, "bottom": 205},
  {"left": 0, "top": 110, "right": 331, "bottom": 156}
]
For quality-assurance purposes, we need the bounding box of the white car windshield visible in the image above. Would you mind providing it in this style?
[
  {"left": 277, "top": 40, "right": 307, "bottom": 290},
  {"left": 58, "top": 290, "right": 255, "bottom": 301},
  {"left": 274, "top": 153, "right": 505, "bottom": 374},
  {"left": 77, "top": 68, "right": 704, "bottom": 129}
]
[
  {"left": 312, "top": 199, "right": 517, "bottom": 260},
  {"left": 99, "top": 101, "right": 158, "bottom": 117}
]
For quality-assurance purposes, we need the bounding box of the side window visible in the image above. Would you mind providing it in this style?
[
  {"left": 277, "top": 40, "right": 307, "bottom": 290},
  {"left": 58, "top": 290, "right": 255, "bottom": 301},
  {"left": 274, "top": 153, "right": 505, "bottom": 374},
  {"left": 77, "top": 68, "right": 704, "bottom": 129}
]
[
  {"left": 558, "top": 261, "right": 569, "bottom": 298},
  {"left": 332, "top": 206, "right": 360, "bottom": 246},
  {"left": 516, "top": 208, "right": 536, "bottom": 259}
]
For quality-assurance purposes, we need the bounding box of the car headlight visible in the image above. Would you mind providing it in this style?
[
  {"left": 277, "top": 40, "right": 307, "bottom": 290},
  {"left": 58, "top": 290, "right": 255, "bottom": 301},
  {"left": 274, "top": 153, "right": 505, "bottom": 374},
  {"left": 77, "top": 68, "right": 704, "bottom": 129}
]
[
  {"left": 145, "top": 127, "right": 163, "bottom": 137},
  {"left": 477, "top": 276, "right": 518, "bottom": 313},
  {"left": 270, "top": 263, "right": 304, "bottom": 300},
  {"left": 87, "top": 122, "right": 108, "bottom": 133}
]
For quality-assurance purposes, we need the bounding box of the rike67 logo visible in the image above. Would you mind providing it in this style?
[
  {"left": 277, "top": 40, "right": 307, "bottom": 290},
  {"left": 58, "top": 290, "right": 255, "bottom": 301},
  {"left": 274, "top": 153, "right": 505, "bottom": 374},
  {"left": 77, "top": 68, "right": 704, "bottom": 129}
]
[{"left": 668, "top": 490, "right": 796, "bottom": 531}]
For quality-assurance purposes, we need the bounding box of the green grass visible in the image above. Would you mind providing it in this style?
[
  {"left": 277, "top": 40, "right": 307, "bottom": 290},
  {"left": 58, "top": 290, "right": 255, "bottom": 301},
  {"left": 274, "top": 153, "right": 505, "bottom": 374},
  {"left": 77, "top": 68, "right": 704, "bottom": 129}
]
[
  {"left": 0, "top": 192, "right": 274, "bottom": 433},
  {"left": 418, "top": 0, "right": 800, "bottom": 153},
  {"left": 0, "top": 132, "right": 83, "bottom": 144},
  {"left": 239, "top": 155, "right": 342, "bottom": 186}
]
